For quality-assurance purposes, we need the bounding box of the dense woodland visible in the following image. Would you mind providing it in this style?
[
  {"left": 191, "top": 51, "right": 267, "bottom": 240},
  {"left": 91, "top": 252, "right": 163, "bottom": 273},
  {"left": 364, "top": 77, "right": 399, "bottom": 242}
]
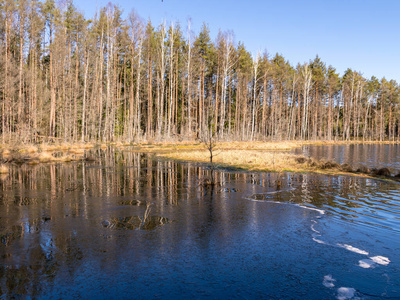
[{"left": 0, "top": 0, "right": 399, "bottom": 143}]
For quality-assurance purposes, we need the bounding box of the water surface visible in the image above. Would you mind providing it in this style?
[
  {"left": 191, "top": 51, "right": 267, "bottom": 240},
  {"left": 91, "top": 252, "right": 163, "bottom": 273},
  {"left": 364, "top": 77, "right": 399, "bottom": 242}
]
[
  {"left": 0, "top": 149, "right": 399, "bottom": 299},
  {"left": 294, "top": 143, "right": 400, "bottom": 172}
]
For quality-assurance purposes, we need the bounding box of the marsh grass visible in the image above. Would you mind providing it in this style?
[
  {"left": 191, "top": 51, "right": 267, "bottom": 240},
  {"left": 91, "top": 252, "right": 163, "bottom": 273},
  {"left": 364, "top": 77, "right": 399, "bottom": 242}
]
[
  {"left": 0, "top": 140, "right": 398, "bottom": 175},
  {"left": 0, "top": 142, "right": 97, "bottom": 164},
  {"left": 159, "top": 150, "right": 307, "bottom": 173},
  {"left": 157, "top": 149, "right": 393, "bottom": 180},
  {"left": 143, "top": 140, "right": 399, "bottom": 179},
  {"left": 0, "top": 164, "right": 8, "bottom": 174},
  {"left": 132, "top": 140, "right": 399, "bottom": 153}
]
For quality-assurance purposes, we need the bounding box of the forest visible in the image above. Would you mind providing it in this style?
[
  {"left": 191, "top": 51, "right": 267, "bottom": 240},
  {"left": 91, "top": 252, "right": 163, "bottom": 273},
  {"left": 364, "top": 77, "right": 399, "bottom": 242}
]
[{"left": 0, "top": 0, "right": 399, "bottom": 144}]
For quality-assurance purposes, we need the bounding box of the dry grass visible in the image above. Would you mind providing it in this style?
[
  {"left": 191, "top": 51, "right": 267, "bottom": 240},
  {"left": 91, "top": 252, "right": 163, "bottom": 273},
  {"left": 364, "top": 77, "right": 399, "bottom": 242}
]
[
  {"left": 157, "top": 149, "right": 386, "bottom": 180},
  {"left": 132, "top": 141, "right": 303, "bottom": 153},
  {"left": 33, "top": 152, "right": 83, "bottom": 163},
  {"left": 41, "top": 142, "right": 95, "bottom": 152},
  {"left": 2, "top": 149, "right": 11, "bottom": 158},
  {"left": 132, "top": 139, "right": 400, "bottom": 153},
  {"left": 133, "top": 141, "right": 203, "bottom": 152},
  {"left": 131, "top": 140, "right": 400, "bottom": 179},
  {"left": 216, "top": 141, "right": 303, "bottom": 151},
  {"left": 0, "top": 164, "right": 8, "bottom": 174},
  {"left": 37, "top": 152, "right": 54, "bottom": 162},
  {"left": 159, "top": 150, "right": 312, "bottom": 173},
  {"left": 19, "top": 145, "right": 38, "bottom": 153},
  {"left": 0, "top": 139, "right": 398, "bottom": 171},
  {"left": 0, "top": 142, "right": 95, "bottom": 164}
]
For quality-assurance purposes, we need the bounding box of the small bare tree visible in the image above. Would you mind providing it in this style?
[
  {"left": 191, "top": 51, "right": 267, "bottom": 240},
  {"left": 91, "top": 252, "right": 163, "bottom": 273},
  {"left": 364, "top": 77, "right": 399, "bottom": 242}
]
[{"left": 199, "top": 108, "right": 217, "bottom": 185}]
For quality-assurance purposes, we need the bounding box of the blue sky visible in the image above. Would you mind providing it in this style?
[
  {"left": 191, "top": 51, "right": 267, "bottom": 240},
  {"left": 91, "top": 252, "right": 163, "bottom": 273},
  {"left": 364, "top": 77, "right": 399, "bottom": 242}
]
[{"left": 75, "top": 0, "right": 400, "bottom": 82}]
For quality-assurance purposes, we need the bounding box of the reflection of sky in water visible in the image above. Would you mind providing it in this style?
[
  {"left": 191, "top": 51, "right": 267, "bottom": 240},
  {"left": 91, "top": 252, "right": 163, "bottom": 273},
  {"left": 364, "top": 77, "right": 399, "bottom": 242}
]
[
  {"left": 0, "top": 150, "right": 399, "bottom": 298},
  {"left": 295, "top": 144, "right": 400, "bottom": 171}
]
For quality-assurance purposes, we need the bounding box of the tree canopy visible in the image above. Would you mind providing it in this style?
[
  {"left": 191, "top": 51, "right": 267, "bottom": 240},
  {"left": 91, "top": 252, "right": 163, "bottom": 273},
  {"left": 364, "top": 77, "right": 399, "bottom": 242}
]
[{"left": 0, "top": 0, "right": 398, "bottom": 143}]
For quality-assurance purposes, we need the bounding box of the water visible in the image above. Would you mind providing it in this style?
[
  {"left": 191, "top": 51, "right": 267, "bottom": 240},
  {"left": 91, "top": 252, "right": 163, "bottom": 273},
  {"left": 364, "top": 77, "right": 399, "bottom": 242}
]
[
  {"left": 0, "top": 148, "right": 399, "bottom": 299},
  {"left": 294, "top": 143, "right": 400, "bottom": 172}
]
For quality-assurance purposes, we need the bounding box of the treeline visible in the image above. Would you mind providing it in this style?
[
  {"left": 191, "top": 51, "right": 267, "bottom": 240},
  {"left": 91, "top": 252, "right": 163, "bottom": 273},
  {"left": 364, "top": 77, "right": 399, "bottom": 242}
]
[{"left": 0, "top": 0, "right": 399, "bottom": 143}]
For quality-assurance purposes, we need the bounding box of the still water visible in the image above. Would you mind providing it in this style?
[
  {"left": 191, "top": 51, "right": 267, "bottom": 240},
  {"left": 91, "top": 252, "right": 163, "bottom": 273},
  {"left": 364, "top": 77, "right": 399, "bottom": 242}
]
[
  {"left": 0, "top": 148, "right": 399, "bottom": 299},
  {"left": 294, "top": 143, "right": 400, "bottom": 172}
]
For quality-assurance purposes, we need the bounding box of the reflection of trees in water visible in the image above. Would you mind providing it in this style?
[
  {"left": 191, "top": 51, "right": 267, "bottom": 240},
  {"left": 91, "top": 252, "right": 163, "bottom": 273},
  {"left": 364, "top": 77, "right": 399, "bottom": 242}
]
[
  {"left": 0, "top": 234, "right": 84, "bottom": 297},
  {"left": 0, "top": 219, "right": 86, "bottom": 296},
  {"left": 0, "top": 148, "right": 397, "bottom": 296},
  {"left": 0, "top": 149, "right": 394, "bottom": 219},
  {"left": 244, "top": 172, "right": 394, "bottom": 215}
]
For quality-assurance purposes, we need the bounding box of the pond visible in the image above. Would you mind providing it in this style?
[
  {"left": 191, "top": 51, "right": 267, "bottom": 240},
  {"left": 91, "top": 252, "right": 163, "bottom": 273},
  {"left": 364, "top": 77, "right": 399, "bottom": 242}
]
[{"left": 0, "top": 147, "right": 399, "bottom": 299}]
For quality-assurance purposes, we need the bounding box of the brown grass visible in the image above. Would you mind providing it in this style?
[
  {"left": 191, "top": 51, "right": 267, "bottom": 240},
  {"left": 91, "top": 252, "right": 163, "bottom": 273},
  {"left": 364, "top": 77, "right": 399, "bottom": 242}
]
[
  {"left": 131, "top": 139, "right": 400, "bottom": 153},
  {"left": 158, "top": 149, "right": 326, "bottom": 173},
  {"left": 0, "top": 139, "right": 398, "bottom": 172},
  {"left": 0, "top": 142, "right": 95, "bottom": 164},
  {"left": 0, "top": 164, "right": 8, "bottom": 174},
  {"left": 156, "top": 149, "right": 387, "bottom": 180},
  {"left": 131, "top": 141, "right": 304, "bottom": 153},
  {"left": 129, "top": 140, "right": 399, "bottom": 179},
  {"left": 37, "top": 152, "right": 54, "bottom": 162}
]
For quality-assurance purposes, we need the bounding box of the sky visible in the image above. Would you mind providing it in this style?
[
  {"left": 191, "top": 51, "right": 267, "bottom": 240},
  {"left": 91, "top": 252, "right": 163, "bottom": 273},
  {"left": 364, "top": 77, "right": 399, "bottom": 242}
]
[{"left": 75, "top": 0, "right": 400, "bottom": 82}]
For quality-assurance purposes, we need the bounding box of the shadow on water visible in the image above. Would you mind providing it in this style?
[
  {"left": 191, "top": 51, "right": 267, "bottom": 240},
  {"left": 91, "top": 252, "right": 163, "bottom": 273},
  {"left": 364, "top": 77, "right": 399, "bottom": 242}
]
[{"left": 0, "top": 147, "right": 399, "bottom": 298}]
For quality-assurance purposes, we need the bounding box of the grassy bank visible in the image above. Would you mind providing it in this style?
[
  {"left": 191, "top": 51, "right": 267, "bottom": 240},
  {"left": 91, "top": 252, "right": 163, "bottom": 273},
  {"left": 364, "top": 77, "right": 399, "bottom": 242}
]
[
  {"left": 156, "top": 149, "right": 360, "bottom": 176},
  {"left": 0, "top": 140, "right": 399, "bottom": 180},
  {"left": 0, "top": 142, "right": 97, "bottom": 164},
  {"left": 132, "top": 139, "right": 400, "bottom": 153},
  {"left": 150, "top": 141, "right": 400, "bottom": 181}
]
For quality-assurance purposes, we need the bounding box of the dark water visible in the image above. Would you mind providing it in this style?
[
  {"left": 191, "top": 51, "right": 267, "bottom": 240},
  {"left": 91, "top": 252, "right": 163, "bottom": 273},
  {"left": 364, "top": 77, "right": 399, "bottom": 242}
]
[
  {"left": 0, "top": 149, "right": 399, "bottom": 299},
  {"left": 294, "top": 143, "right": 400, "bottom": 173}
]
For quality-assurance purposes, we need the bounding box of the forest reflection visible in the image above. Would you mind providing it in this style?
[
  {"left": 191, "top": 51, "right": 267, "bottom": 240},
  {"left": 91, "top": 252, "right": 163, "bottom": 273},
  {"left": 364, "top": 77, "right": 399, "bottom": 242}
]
[{"left": 0, "top": 148, "right": 398, "bottom": 297}]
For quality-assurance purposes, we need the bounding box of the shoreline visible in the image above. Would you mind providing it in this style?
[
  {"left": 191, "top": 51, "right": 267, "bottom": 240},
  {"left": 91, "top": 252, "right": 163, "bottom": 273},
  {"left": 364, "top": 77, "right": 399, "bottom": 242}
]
[{"left": 0, "top": 140, "right": 399, "bottom": 181}]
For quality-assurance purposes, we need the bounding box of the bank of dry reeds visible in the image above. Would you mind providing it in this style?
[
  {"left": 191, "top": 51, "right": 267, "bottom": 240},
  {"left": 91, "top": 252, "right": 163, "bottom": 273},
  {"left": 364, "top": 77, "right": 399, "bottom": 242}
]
[
  {"left": 158, "top": 150, "right": 299, "bottom": 172},
  {"left": 0, "top": 142, "right": 98, "bottom": 164},
  {"left": 157, "top": 147, "right": 399, "bottom": 181},
  {"left": 0, "top": 140, "right": 399, "bottom": 181}
]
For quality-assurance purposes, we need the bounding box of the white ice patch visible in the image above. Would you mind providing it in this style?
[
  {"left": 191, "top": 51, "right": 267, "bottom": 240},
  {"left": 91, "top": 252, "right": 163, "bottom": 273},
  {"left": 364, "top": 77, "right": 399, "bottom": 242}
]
[
  {"left": 311, "top": 220, "right": 320, "bottom": 234},
  {"left": 358, "top": 256, "right": 390, "bottom": 268},
  {"left": 358, "top": 259, "right": 375, "bottom": 269},
  {"left": 244, "top": 197, "right": 325, "bottom": 215},
  {"left": 370, "top": 256, "right": 390, "bottom": 266},
  {"left": 311, "top": 226, "right": 320, "bottom": 234},
  {"left": 337, "top": 287, "right": 357, "bottom": 300},
  {"left": 337, "top": 244, "right": 369, "bottom": 255},
  {"left": 323, "top": 275, "right": 336, "bottom": 288},
  {"left": 313, "top": 237, "right": 327, "bottom": 244},
  {"left": 298, "top": 204, "right": 325, "bottom": 215}
]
